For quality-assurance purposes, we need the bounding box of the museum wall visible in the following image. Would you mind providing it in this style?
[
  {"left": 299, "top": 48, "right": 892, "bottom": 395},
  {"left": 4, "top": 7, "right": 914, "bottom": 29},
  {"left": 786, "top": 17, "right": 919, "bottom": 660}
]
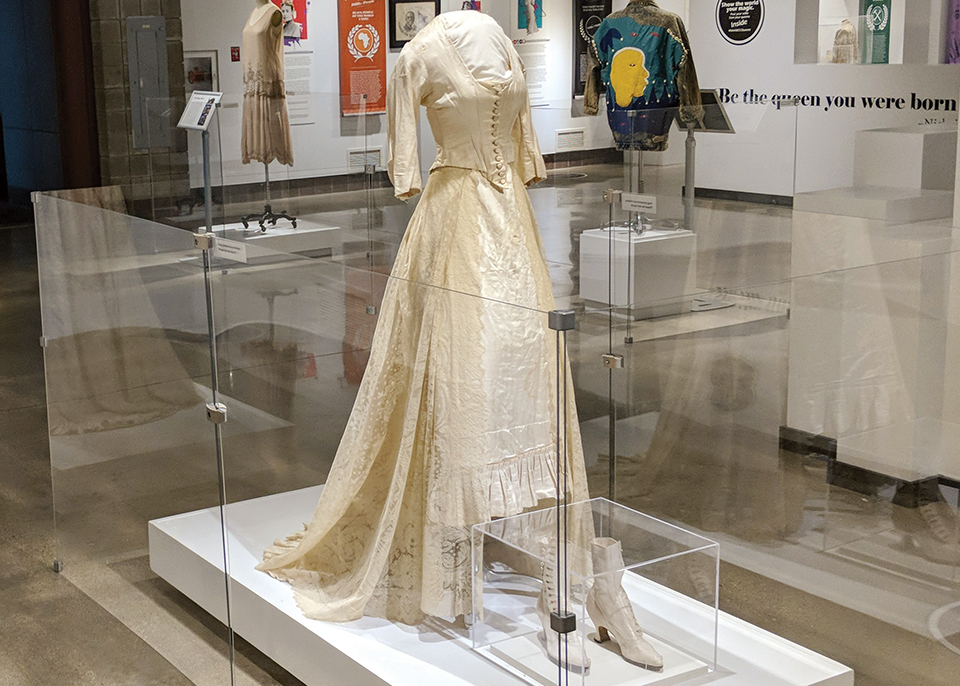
[
  {"left": 691, "top": 0, "right": 960, "bottom": 197},
  {"left": 85, "top": 0, "right": 960, "bottom": 201},
  {"left": 180, "top": 0, "right": 659, "bottom": 189}
]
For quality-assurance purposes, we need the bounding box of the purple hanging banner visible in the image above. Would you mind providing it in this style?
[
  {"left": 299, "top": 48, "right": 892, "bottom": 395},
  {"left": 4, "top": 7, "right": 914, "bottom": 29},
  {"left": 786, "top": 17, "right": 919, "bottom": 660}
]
[{"left": 948, "top": 0, "right": 960, "bottom": 63}]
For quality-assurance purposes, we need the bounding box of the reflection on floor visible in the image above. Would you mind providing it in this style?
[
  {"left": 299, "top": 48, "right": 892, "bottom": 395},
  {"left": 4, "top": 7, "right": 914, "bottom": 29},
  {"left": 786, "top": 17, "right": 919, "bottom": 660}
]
[{"left": 2, "top": 162, "right": 960, "bottom": 686}]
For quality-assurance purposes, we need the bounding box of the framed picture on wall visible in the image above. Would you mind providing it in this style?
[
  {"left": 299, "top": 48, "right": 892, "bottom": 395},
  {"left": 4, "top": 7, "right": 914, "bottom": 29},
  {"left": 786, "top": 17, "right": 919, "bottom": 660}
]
[
  {"left": 184, "top": 51, "right": 219, "bottom": 95},
  {"left": 389, "top": 0, "right": 440, "bottom": 49}
]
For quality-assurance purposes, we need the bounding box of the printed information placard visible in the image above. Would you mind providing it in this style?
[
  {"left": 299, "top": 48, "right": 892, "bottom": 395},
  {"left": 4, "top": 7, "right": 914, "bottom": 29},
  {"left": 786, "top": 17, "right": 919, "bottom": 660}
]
[
  {"left": 177, "top": 91, "right": 223, "bottom": 131},
  {"left": 338, "top": 0, "right": 387, "bottom": 116}
]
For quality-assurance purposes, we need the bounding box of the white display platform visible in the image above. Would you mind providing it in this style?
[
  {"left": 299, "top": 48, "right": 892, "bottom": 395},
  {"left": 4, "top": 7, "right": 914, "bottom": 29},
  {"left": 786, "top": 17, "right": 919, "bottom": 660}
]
[
  {"left": 580, "top": 228, "right": 696, "bottom": 319},
  {"left": 793, "top": 186, "right": 954, "bottom": 223},
  {"left": 854, "top": 125, "right": 957, "bottom": 192},
  {"left": 488, "top": 630, "right": 707, "bottom": 686},
  {"left": 149, "top": 487, "right": 853, "bottom": 686},
  {"left": 793, "top": 124, "right": 957, "bottom": 224},
  {"left": 214, "top": 219, "right": 342, "bottom": 257}
]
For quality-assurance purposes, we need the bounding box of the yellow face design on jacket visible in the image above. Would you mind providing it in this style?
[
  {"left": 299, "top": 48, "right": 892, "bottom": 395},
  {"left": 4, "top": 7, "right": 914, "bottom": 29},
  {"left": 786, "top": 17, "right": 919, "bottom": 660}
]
[{"left": 610, "top": 47, "right": 649, "bottom": 107}]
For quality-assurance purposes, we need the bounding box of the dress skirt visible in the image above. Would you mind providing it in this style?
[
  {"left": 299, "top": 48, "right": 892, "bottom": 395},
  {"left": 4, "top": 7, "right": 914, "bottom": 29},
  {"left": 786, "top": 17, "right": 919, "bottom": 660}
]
[{"left": 258, "top": 163, "right": 589, "bottom": 624}]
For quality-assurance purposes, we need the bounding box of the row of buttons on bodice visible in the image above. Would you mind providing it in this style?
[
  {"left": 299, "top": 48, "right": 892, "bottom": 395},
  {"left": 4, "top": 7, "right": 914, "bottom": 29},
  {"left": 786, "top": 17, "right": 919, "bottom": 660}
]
[{"left": 491, "top": 84, "right": 506, "bottom": 185}]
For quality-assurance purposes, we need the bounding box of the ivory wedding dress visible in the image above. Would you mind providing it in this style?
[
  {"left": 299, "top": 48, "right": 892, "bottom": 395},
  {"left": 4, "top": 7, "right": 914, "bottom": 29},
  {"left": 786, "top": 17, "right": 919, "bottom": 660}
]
[{"left": 258, "top": 10, "right": 589, "bottom": 625}]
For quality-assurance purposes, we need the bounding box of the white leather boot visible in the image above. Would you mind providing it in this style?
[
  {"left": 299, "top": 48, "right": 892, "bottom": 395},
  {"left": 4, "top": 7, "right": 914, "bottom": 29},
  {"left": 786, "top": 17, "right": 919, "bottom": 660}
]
[
  {"left": 585, "top": 537, "right": 664, "bottom": 671},
  {"left": 536, "top": 559, "right": 591, "bottom": 672}
]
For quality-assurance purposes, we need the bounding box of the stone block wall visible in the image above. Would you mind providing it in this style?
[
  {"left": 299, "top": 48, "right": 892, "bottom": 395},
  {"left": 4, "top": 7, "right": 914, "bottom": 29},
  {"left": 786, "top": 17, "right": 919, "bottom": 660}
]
[{"left": 89, "top": 0, "right": 188, "bottom": 218}]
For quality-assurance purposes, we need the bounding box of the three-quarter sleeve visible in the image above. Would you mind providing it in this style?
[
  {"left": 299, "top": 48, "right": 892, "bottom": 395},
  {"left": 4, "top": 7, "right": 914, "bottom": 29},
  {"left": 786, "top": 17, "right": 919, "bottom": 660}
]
[
  {"left": 512, "top": 65, "right": 547, "bottom": 187},
  {"left": 387, "top": 48, "right": 428, "bottom": 200}
]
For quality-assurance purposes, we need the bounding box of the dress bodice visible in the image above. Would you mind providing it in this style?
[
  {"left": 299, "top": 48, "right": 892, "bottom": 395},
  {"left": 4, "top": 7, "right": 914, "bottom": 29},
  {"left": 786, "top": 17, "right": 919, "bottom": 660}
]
[
  {"left": 242, "top": 3, "right": 285, "bottom": 98},
  {"left": 387, "top": 11, "right": 545, "bottom": 199}
]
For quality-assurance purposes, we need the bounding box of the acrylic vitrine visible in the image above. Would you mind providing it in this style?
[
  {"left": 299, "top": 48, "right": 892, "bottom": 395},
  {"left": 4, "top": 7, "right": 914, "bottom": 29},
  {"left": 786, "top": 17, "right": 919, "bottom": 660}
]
[{"left": 472, "top": 497, "right": 719, "bottom": 686}]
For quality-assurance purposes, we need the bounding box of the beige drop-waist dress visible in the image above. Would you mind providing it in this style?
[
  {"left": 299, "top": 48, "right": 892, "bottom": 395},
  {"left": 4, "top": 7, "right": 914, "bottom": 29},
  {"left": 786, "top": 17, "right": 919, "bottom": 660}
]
[{"left": 241, "top": 3, "right": 294, "bottom": 166}]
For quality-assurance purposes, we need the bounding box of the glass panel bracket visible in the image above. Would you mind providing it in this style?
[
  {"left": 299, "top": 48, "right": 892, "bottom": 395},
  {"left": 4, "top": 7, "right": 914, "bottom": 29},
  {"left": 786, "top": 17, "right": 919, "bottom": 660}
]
[
  {"left": 194, "top": 232, "right": 214, "bottom": 251},
  {"left": 548, "top": 309, "right": 576, "bottom": 332},
  {"left": 602, "top": 353, "right": 624, "bottom": 370},
  {"left": 206, "top": 402, "right": 227, "bottom": 425},
  {"left": 603, "top": 189, "right": 622, "bottom": 205}
]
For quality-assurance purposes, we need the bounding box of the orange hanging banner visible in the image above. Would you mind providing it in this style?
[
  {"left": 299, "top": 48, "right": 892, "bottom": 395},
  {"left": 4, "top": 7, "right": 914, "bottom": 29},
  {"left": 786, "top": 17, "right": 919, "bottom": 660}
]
[{"left": 338, "top": 0, "right": 388, "bottom": 116}]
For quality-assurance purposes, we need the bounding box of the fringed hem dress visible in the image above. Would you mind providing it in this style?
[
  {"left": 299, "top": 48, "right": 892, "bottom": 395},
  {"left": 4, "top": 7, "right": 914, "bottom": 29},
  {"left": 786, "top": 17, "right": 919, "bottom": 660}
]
[{"left": 241, "top": 3, "right": 294, "bottom": 166}]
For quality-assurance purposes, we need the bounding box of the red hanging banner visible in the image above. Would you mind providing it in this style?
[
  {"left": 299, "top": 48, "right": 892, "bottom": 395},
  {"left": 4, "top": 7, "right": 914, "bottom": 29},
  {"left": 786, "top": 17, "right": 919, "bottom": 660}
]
[{"left": 338, "top": 0, "right": 387, "bottom": 116}]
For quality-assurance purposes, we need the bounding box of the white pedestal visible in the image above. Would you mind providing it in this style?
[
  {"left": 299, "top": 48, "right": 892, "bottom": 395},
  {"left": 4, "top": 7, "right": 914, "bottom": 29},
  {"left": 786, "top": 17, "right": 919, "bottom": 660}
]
[
  {"left": 487, "top": 632, "right": 707, "bottom": 686},
  {"left": 795, "top": 123, "right": 957, "bottom": 223},
  {"left": 580, "top": 228, "right": 696, "bottom": 319},
  {"left": 148, "top": 488, "right": 852, "bottom": 686},
  {"left": 214, "top": 219, "right": 342, "bottom": 257},
  {"left": 793, "top": 186, "right": 955, "bottom": 223},
  {"left": 854, "top": 124, "right": 957, "bottom": 192}
]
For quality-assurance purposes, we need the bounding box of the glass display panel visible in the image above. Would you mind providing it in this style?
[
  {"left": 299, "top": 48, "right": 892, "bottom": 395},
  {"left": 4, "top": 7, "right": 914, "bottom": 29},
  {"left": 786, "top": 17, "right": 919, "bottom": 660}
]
[{"left": 33, "top": 192, "right": 233, "bottom": 683}]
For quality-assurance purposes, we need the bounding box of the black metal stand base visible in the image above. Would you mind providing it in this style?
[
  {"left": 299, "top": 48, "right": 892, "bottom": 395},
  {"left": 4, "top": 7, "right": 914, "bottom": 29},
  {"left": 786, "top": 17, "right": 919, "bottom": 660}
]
[{"left": 240, "top": 203, "right": 297, "bottom": 232}]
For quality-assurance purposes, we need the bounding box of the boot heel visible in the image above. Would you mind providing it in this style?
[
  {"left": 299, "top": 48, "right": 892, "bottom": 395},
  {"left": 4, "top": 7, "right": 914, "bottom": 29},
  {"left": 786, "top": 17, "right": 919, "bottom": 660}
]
[{"left": 596, "top": 625, "right": 611, "bottom": 643}]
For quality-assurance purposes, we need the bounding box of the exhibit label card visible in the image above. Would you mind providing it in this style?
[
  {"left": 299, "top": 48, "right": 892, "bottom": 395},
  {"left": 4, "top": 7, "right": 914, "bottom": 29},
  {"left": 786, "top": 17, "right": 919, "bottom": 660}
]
[
  {"left": 622, "top": 193, "right": 657, "bottom": 215},
  {"left": 177, "top": 91, "right": 223, "bottom": 131},
  {"left": 212, "top": 237, "right": 249, "bottom": 264}
]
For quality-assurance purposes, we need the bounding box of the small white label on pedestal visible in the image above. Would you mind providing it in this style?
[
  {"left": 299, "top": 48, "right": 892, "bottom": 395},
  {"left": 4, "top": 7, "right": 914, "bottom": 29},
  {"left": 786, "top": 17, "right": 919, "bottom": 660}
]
[
  {"left": 622, "top": 193, "right": 658, "bottom": 214},
  {"left": 213, "top": 237, "right": 248, "bottom": 264}
]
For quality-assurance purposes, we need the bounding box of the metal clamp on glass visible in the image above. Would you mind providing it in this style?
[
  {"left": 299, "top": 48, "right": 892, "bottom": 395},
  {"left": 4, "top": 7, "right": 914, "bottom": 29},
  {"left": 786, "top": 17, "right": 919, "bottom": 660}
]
[
  {"left": 602, "top": 353, "right": 624, "bottom": 370},
  {"left": 194, "top": 232, "right": 214, "bottom": 251},
  {"left": 205, "top": 402, "right": 227, "bottom": 425},
  {"left": 603, "top": 189, "right": 622, "bottom": 205},
  {"left": 550, "top": 610, "right": 577, "bottom": 635},
  {"left": 549, "top": 309, "right": 576, "bottom": 332}
]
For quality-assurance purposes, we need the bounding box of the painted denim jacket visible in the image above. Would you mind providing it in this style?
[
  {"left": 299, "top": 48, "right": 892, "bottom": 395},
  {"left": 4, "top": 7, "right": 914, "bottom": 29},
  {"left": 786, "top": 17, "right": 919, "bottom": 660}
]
[{"left": 585, "top": 0, "right": 703, "bottom": 151}]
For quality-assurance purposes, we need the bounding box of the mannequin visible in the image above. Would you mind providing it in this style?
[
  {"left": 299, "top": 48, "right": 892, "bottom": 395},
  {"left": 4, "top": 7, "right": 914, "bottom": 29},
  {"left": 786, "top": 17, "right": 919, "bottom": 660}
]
[
  {"left": 240, "top": 0, "right": 296, "bottom": 230},
  {"left": 257, "top": 10, "right": 664, "bottom": 673},
  {"left": 831, "top": 19, "right": 858, "bottom": 64}
]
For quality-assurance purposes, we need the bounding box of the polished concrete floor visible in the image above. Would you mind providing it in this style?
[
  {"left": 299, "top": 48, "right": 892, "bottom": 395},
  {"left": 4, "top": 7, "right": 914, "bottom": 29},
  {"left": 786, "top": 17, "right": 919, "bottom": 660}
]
[{"left": 3, "top": 165, "right": 960, "bottom": 685}]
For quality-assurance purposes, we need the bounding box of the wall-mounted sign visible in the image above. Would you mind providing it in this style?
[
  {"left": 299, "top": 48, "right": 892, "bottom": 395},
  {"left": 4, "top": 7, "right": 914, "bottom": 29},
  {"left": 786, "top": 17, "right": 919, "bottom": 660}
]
[
  {"left": 716, "top": 0, "right": 764, "bottom": 46},
  {"left": 338, "top": 0, "right": 387, "bottom": 116},
  {"left": 573, "top": 0, "right": 612, "bottom": 97},
  {"left": 860, "top": 0, "right": 891, "bottom": 64}
]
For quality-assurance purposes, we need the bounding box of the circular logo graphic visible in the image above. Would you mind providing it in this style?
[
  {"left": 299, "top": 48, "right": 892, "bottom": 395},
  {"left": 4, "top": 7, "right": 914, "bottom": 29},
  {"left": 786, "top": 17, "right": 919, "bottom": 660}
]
[
  {"left": 866, "top": 3, "right": 889, "bottom": 32},
  {"left": 584, "top": 14, "right": 602, "bottom": 36},
  {"left": 716, "top": 0, "right": 764, "bottom": 46},
  {"left": 347, "top": 24, "right": 380, "bottom": 60}
]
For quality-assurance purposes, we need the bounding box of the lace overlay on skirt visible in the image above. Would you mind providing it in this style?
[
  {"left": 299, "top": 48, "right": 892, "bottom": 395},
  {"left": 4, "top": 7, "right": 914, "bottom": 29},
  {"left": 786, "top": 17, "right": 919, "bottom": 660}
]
[{"left": 258, "top": 164, "right": 589, "bottom": 624}]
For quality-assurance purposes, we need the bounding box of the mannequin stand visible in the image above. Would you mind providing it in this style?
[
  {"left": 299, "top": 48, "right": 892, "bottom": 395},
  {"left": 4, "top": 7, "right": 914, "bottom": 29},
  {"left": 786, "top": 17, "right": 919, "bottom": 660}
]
[{"left": 241, "top": 163, "right": 297, "bottom": 231}]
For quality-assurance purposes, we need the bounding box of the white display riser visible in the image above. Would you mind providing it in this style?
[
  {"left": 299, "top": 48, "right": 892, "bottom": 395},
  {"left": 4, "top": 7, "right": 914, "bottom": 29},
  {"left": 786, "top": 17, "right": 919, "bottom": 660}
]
[
  {"left": 853, "top": 125, "right": 957, "bottom": 192},
  {"left": 580, "top": 228, "right": 696, "bottom": 320},
  {"left": 793, "top": 186, "right": 954, "bottom": 223},
  {"left": 213, "top": 219, "right": 342, "bottom": 257},
  {"left": 149, "top": 487, "right": 853, "bottom": 686}
]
